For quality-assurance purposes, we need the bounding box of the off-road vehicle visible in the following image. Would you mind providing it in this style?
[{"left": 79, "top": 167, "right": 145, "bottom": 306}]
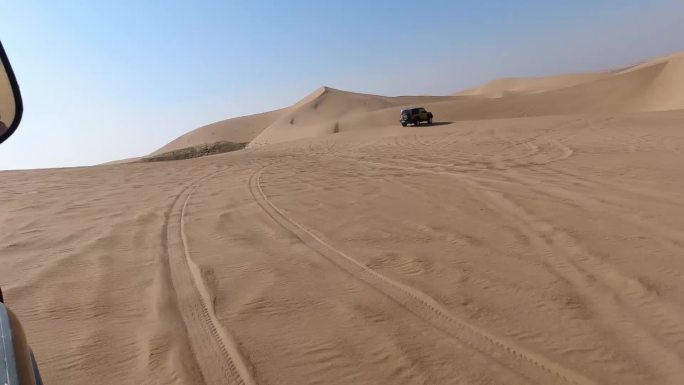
[{"left": 400, "top": 107, "right": 433, "bottom": 127}]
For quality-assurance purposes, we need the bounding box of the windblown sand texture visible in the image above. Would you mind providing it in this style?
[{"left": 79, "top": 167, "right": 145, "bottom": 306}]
[{"left": 1, "top": 52, "right": 684, "bottom": 385}]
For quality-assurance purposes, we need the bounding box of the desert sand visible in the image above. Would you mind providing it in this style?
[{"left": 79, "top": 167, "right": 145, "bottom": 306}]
[{"left": 1, "top": 52, "right": 684, "bottom": 385}]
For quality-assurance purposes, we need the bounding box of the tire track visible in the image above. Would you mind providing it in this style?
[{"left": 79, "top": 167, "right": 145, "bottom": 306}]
[
  {"left": 470, "top": 186, "right": 684, "bottom": 384},
  {"left": 381, "top": 151, "right": 684, "bottom": 248},
  {"left": 165, "top": 170, "right": 257, "bottom": 385},
  {"left": 539, "top": 165, "right": 684, "bottom": 207},
  {"left": 336, "top": 155, "right": 684, "bottom": 384},
  {"left": 249, "top": 166, "right": 597, "bottom": 385},
  {"left": 361, "top": 150, "right": 684, "bottom": 279}
]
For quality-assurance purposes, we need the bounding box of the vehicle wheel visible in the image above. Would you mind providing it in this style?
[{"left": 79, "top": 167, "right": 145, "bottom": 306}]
[
  {"left": 428, "top": 117, "right": 433, "bottom": 125},
  {"left": 414, "top": 119, "right": 420, "bottom": 126},
  {"left": 401, "top": 123, "right": 407, "bottom": 127}
]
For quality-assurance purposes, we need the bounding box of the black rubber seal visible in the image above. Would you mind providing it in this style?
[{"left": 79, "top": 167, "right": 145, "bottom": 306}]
[{"left": 0, "top": 40, "right": 24, "bottom": 145}]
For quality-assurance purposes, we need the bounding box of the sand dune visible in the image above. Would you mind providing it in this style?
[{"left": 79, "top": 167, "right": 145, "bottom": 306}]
[
  {"left": 152, "top": 108, "right": 286, "bottom": 155},
  {"left": 332, "top": 51, "right": 684, "bottom": 143},
  {"left": 251, "top": 52, "right": 684, "bottom": 148},
  {"left": 455, "top": 52, "right": 684, "bottom": 102},
  {"left": 247, "top": 87, "right": 453, "bottom": 147},
  {"left": 145, "top": 52, "right": 684, "bottom": 155},
  {"left": 455, "top": 72, "right": 610, "bottom": 98},
  {"left": 2, "top": 51, "right": 684, "bottom": 385}
]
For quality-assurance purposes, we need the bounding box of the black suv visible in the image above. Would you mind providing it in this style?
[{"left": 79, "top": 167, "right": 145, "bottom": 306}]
[{"left": 400, "top": 107, "right": 433, "bottom": 127}]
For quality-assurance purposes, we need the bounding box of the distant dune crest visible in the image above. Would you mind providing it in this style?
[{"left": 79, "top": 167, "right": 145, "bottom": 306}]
[
  {"left": 454, "top": 73, "right": 611, "bottom": 98},
  {"left": 151, "top": 51, "right": 684, "bottom": 154},
  {"left": 247, "top": 87, "right": 449, "bottom": 148},
  {"left": 151, "top": 108, "right": 286, "bottom": 155}
]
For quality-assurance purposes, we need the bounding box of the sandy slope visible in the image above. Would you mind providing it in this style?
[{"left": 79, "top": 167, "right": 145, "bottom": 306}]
[
  {"left": 152, "top": 108, "right": 286, "bottom": 155},
  {"left": 454, "top": 72, "right": 610, "bottom": 98},
  {"left": 145, "top": 52, "right": 684, "bottom": 155},
  {"left": 247, "top": 87, "right": 453, "bottom": 147},
  {"left": 2, "top": 52, "right": 684, "bottom": 385},
  {"left": 250, "top": 52, "right": 684, "bottom": 148}
]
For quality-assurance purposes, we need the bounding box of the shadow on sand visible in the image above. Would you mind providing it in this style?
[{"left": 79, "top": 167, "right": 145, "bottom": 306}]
[{"left": 406, "top": 121, "right": 453, "bottom": 127}]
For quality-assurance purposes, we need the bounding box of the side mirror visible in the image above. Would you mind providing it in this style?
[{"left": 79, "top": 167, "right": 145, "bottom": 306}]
[{"left": 0, "top": 41, "right": 23, "bottom": 144}]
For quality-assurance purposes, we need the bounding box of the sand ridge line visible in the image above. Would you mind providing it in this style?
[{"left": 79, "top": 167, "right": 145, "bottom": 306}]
[
  {"left": 166, "top": 168, "right": 258, "bottom": 385},
  {"left": 249, "top": 166, "right": 597, "bottom": 385}
]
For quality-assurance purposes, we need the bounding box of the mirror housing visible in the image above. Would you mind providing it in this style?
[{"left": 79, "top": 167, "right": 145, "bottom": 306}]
[{"left": 0, "top": 40, "right": 23, "bottom": 144}]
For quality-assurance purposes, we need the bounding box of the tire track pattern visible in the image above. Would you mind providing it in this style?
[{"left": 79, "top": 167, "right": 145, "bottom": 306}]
[
  {"left": 167, "top": 173, "right": 257, "bottom": 385},
  {"left": 250, "top": 167, "right": 596, "bottom": 385},
  {"left": 333, "top": 151, "right": 684, "bottom": 384}
]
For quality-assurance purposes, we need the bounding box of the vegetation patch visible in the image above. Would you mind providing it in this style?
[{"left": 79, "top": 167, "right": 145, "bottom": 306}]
[{"left": 141, "top": 141, "right": 248, "bottom": 162}]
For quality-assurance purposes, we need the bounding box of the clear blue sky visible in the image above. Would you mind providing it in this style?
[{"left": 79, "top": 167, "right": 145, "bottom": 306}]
[{"left": 1, "top": 1, "right": 683, "bottom": 169}]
